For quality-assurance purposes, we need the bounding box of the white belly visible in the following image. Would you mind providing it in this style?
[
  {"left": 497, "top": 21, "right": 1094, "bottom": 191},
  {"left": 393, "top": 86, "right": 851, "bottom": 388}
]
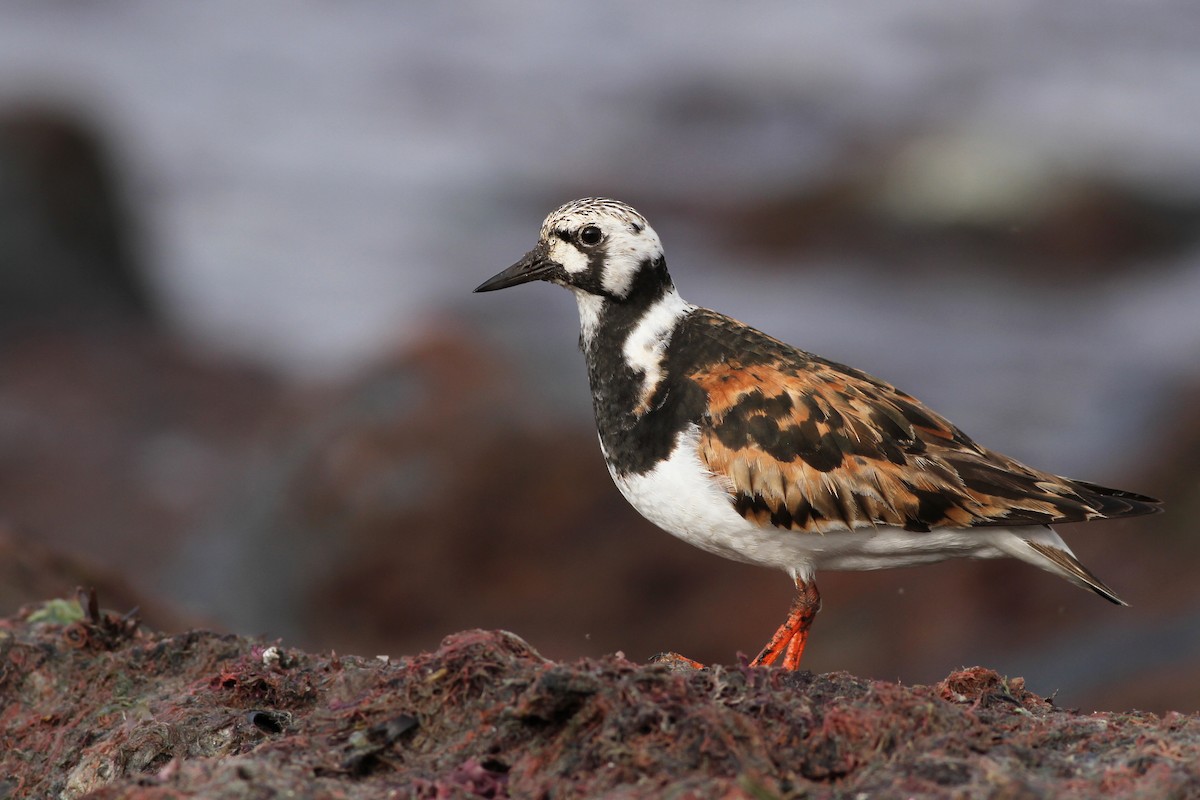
[{"left": 605, "top": 425, "right": 1037, "bottom": 581}]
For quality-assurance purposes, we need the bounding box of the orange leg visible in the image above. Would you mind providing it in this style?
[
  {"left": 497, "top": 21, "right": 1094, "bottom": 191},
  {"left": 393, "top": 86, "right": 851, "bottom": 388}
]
[{"left": 751, "top": 577, "right": 821, "bottom": 670}]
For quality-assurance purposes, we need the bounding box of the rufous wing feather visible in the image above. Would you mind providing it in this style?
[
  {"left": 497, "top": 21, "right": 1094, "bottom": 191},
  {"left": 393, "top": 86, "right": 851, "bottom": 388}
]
[{"left": 685, "top": 311, "right": 1161, "bottom": 534}]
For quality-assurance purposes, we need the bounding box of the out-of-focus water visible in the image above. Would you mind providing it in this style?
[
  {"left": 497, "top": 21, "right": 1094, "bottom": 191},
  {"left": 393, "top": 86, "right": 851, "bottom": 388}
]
[{"left": 2, "top": 0, "right": 1199, "bottom": 475}]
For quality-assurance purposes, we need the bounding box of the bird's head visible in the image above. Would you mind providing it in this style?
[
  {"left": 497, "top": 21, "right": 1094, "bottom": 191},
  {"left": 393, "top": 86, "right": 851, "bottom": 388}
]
[{"left": 475, "top": 198, "right": 671, "bottom": 301}]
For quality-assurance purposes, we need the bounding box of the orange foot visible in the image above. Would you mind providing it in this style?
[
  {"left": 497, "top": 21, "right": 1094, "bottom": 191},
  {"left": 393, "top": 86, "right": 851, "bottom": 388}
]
[{"left": 750, "top": 578, "right": 821, "bottom": 670}]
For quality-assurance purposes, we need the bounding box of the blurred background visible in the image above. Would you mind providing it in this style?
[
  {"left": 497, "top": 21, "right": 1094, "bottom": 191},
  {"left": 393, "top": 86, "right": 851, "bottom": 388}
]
[{"left": 1, "top": 1, "right": 1197, "bottom": 713}]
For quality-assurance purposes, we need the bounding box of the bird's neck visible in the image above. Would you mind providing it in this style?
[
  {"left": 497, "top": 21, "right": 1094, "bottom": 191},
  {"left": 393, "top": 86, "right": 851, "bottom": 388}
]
[
  {"left": 574, "top": 282, "right": 693, "bottom": 456},
  {"left": 574, "top": 261, "right": 680, "bottom": 351}
]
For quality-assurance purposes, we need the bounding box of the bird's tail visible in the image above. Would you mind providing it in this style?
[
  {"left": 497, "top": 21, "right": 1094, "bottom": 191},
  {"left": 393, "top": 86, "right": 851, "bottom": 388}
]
[{"left": 1018, "top": 530, "right": 1126, "bottom": 606}]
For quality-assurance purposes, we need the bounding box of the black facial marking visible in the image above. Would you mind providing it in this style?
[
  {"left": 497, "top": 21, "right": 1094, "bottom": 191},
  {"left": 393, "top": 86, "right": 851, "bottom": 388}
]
[
  {"left": 561, "top": 240, "right": 621, "bottom": 300},
  {"left": 585, "top": 245, "right": 611, "bottom": 292}
]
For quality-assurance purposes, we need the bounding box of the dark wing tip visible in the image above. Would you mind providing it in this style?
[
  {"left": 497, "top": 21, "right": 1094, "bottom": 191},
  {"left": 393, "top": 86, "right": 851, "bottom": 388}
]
[{"left": 1069, "top": 479, "right": 1163, "bottom": 520}]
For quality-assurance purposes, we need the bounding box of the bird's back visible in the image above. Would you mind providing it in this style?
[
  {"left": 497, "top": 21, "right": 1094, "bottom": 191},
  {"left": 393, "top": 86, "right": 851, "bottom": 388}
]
[{"left": 602, "top": 306, "right": 1161, "bottom": 535}]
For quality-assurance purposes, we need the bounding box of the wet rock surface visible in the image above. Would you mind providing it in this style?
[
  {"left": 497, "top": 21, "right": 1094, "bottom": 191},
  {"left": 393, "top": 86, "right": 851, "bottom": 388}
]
[{"left": 2, "top": 600, "right": 1199, "bottom": 799}]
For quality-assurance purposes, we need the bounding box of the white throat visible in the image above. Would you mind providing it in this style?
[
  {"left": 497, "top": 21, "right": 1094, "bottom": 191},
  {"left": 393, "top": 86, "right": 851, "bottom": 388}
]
[{"left": 574, "top": 291, "right": 607, "bottom": 348}]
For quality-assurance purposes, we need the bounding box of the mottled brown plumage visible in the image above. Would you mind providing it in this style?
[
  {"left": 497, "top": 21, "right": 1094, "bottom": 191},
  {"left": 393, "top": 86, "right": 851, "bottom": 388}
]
[{"left": 686, "top": 310, "right": 1160, "bottom": 535}]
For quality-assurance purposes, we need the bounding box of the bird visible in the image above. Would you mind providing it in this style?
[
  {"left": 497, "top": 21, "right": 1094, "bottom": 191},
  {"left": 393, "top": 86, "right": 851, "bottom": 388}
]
[{"left": 474, "top": 197, "right": 1162, "bottom": 670}]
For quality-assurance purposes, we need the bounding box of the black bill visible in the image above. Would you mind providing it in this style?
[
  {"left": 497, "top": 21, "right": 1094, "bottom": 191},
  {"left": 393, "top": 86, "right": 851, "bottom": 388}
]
[{"left": 474, "top": 242, "right": 560, "bottom": 292}]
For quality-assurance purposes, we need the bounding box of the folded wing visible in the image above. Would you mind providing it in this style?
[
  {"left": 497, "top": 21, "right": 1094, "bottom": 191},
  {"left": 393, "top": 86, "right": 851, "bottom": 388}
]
[{"left": 686, "top": 314, "right": 1161, "bottom": 534}]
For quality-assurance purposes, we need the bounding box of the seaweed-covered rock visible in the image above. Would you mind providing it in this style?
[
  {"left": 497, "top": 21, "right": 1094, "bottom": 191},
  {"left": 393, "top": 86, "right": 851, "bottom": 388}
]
[{"left": 1, "top": 599, "right": 1198, "bottom": 799}]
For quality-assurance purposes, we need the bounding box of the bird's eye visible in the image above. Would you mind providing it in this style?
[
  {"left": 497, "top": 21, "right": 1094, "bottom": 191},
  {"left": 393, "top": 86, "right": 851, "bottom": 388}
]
[{"left": 579, "top": 225, "right": 603, "bottom": 246}]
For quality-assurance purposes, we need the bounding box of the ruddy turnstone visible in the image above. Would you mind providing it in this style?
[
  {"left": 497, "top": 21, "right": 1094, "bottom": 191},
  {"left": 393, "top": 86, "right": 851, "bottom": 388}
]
[{"left": 475, "top": 197, "right": 1162, "bottom": 670}]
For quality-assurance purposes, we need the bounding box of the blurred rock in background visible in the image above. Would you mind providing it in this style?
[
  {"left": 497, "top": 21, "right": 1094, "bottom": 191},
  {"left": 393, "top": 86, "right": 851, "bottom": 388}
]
[
  {"left": 693, "top": 135, "right": 1200, "bottom": 283},
  {"left": 0, "top": 106, "right": 152, "bottom": 325}
]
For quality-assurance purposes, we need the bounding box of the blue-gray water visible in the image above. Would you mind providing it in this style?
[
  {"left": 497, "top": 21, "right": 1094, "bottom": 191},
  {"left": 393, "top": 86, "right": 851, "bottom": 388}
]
[{"left": 4, "top": 2, "right": 1197, "bottom": 476}]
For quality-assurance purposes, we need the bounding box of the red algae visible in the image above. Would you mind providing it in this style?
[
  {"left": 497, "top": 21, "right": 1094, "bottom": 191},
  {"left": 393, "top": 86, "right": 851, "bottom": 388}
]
[{"left": 2, "top": 596, "right": 1199, "bottom": 799}]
